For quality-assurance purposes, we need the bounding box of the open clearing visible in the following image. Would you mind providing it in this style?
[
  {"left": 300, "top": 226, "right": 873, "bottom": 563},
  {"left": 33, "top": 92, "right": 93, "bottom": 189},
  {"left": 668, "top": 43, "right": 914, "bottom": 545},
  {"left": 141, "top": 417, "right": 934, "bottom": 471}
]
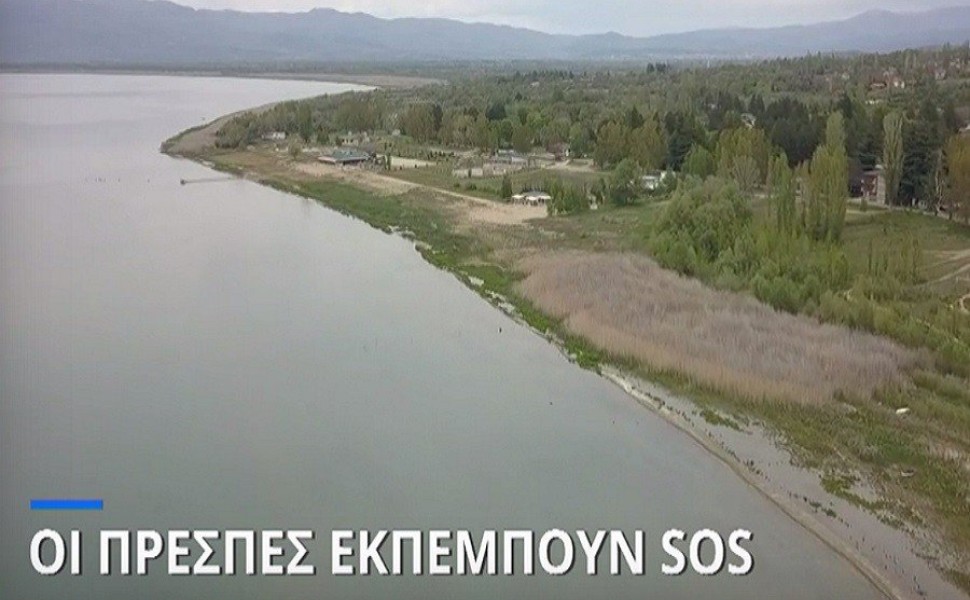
[{"left": 216, "top": 150, "right": 546, "bottom": 226}]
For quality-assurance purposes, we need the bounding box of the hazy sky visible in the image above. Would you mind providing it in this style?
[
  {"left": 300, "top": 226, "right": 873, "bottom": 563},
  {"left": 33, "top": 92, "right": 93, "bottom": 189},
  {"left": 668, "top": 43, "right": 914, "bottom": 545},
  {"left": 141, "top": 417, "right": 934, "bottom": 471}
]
[{"left": 171, "top": 0, "right": 966, "bottom": 35}]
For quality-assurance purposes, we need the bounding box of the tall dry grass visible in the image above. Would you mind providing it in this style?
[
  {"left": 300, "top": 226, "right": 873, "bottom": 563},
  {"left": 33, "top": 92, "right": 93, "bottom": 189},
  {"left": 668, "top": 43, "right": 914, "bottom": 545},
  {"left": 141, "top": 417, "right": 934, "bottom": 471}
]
[{"left": 517, "top": 251, "right": 919, "bottom": 405}]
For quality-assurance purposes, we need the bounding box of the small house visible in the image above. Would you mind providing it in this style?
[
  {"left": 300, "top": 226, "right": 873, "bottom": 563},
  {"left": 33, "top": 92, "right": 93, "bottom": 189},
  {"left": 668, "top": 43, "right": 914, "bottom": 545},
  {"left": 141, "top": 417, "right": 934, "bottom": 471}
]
[
  {"left": 641, "top": 171, "right": 673, "bottom": 192},
  {"left": 860, "top": 166, "right": 886, "bottom": 205},
  {"left": 492, "top": 150, "right": 528, "bottom": 166}
]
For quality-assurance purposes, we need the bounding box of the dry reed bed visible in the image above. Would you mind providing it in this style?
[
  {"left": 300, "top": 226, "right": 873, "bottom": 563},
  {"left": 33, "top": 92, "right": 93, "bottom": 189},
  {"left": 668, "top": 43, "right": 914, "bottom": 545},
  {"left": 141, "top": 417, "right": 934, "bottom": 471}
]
[{"left": 516, "top": 251, "right": 919, "bottom": 405}]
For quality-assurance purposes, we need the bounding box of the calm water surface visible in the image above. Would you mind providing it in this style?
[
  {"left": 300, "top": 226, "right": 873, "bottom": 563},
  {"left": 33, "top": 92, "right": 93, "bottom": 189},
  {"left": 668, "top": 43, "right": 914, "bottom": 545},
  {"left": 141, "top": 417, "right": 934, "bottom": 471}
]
[{"left": 0, "top": 74, "right": 883, "bottom": 599}]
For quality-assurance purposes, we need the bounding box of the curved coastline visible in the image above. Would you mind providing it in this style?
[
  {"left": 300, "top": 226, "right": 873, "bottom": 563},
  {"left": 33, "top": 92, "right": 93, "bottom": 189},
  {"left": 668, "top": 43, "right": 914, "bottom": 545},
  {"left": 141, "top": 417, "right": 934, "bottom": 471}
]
[{"left": 162, "top": 95, "right": 962, "bottom": 600}]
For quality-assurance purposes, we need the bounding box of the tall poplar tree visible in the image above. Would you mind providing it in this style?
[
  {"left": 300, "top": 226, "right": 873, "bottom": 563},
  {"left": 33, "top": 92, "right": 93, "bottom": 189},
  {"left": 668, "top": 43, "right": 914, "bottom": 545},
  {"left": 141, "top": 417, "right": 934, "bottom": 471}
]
[
  {"left": 883, "top": 111, "right": 904, "bottom": 205},
  {"left": 807, "top": 113, "right": 849, "bottom": 241}
]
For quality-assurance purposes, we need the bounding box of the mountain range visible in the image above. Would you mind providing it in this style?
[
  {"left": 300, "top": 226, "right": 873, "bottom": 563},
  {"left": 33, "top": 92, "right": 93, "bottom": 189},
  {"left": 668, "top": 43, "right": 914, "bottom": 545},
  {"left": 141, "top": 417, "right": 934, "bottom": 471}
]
[{"left": 1, "top": 0, "right": 970, "bottom": 66}]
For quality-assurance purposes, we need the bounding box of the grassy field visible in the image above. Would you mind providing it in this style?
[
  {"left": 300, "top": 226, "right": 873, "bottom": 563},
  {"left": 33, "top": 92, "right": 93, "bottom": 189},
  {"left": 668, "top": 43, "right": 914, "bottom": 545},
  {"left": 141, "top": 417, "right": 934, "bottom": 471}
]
[{"left": 188, "top": 143, "right": 970, "bottom": 593}]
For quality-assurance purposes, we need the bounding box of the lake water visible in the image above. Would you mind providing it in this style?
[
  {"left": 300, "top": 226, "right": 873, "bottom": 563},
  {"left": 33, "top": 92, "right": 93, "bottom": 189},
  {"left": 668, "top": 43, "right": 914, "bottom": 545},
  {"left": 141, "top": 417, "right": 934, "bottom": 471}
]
[{"left": 0, "top": 73, "right": 884, "bottom": 599}]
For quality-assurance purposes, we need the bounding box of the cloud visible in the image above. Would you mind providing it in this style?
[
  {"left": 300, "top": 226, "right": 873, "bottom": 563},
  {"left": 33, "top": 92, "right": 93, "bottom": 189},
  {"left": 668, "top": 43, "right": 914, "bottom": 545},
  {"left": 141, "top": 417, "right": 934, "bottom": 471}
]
[{"left": 174, "top": 0, "right": 969, "bottom": 36}]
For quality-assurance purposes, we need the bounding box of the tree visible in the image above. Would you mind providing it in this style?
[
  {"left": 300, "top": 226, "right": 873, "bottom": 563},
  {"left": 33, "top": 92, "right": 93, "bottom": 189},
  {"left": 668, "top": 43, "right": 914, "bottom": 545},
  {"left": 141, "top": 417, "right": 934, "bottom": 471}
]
[
  {"left": 568, "top": 123, "right": 593, "bottom": 158},
  {"left": 334, "top": 95, "right": 380, "bottom": 132},
  {"left": 748, "top": 94, "right": 766, "bottom": 118},
  {"left": 485, "top": 101, "right": 507, "bottom": 122},
  {"left": 607, "top": 159, "right": 640, "bottom": 206},
  {"left": 806, "top": 113, "right": 849, "bottom": 241},
  {"left": 628, "top": 120, "right": 666, "bottom": 171},
  {"left": 626, "top": 106, "right": 645, "bottom": 130},
  {"left": 399, "top": 103, "right": 437, "bottom": 142},
  {"left": 511, "top": 122, "right": 533, "bottom": 154},
  {"left": 651, "top": 178, "right": 752, "bottom": 269},
  {"left": 883, "top": 111, "right": 904, "bottom": 205},
  {"left": 548, "top": 183, "right": 590, "bottom": 215},
  {"left": 825, "top": 111, "right": 847, "bottom": 154},
  {"left": 593, "top": 121, "right": 629, "bottom": 168},
  {"left": 296, "top": 104, "right": 313, "bottom": 143},
  {"left": 944, "top": 135, "right": 970, "bottom": 223},
  {"left": 731, "top": 155, "right": 761, "bottom": 193},
  {"left": 716, "top": 127, "right": 772, "bottom": 190},
  {"left": 767, "top": 153, "right": 796, "bottom": 234},
  {"left": 900, "top": 121, "right": 933, "bottom": 206},
  {"left": 683, "top": 145, "right": 716, "bottom": 179},
  {"left": 500, "top": 174, "right": 514, "bottom": 200},
  {"left": 942, "top": 99, "right": 961, "bottom": 135},
  {"left": 762, "top": 98, "right": 818, "bottom": 166},
  {"left": 664, "top": 111, "right": 706, "bottom": 171},
  {"left": 473, "top": 116, "right": 498, "bottom": 154}
]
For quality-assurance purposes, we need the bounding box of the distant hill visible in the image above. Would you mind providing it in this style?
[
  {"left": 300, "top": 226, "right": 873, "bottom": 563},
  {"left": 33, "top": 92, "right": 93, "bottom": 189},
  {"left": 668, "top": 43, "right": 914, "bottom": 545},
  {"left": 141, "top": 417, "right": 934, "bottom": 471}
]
[{"left": 1, "top": 0, "right": 969, "bottom": 66}]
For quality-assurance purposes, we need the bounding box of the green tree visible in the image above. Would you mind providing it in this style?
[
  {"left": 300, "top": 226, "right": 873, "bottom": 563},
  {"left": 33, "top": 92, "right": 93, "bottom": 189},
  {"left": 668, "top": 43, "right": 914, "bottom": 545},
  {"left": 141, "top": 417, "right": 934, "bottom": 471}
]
[
  {"left": 730, "top": 156, "right": 760, "bottom": 193},
  {"left": 399, "top": 103, "right": 438, "bottom": 142},
  {"left": 511, "top": 122, "right": 533, "bottom": 154},
  {"left": 473, "top": 116, "right": 498, "bottom": 154},
  {"left": 628, "top": 120, "right": 666, "bottom": 171},
  {"left": 500, "top": 174, "right": 514, "bottom": 200},
  {"left": 485, "top": 101, "right": 507, "bottom": 122},
  {"left": 901, "top": 100, "right": 944, "bottom": 206},
  {"left": 548, "top": 183, "right": 590, "bottom": 215},
  {"left": 882, "top": 111, "right": 904, "bottom": 205},
  {"left": 607, "top": 159, "right": 640, "bottom": 206},
  {"left": 651, "top": 178, "right": 752, "bottom": 268},
  {"left": 593, "top": 121, "right": 629, "bottom": 168},
  {"left": 767, "top": 152, "right": 796, "bottom": 234},
  {"left": 715, "top": 127, "right": 772, "bottom": 190},
  {"left": 945, "top": 135, "right": 970, "bottom": 223},
  {"left": 626, "top": 106, "right": 645, "bottom": 130},
  {"left": 568, "top": 123, "right": 593, "bottom": 157},
  {"left": 296, "top": 104, "right": 313, "bottom": 143},
  {"left": 664, "top": 112, "right": 705, "bottom": 171},
  {"left": 682, "top": 145, "right": 716, "bottom": 179},
  {"left": 806, "top": 113, "right": 849, "bottom": 241}
]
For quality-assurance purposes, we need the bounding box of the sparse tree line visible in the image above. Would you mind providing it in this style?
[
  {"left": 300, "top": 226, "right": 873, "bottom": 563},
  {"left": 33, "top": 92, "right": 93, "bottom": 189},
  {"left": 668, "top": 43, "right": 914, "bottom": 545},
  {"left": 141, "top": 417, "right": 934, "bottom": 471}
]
[{"left": 215, "top": 47, "right": 970, "bottom": 224}]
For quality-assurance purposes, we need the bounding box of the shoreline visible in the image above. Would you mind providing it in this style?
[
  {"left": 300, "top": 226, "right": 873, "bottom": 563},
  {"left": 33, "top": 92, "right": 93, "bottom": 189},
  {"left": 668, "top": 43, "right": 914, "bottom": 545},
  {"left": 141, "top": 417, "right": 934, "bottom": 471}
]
[
  {"left": 0, "top": 66, "right": 441, "bottom": 89},
  {"left": 163, "top": 105, "right": 966, "bottom": 600},
  {"left": 600, "top": 368, "right": 902, "bottom": 600}
]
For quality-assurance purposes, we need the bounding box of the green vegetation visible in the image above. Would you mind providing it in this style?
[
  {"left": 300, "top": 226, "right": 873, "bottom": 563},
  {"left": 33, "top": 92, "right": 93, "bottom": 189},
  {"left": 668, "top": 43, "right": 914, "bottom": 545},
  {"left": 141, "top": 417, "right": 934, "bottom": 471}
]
[{"left": 175, "top": 44, "right": 970, "bottom": 592}]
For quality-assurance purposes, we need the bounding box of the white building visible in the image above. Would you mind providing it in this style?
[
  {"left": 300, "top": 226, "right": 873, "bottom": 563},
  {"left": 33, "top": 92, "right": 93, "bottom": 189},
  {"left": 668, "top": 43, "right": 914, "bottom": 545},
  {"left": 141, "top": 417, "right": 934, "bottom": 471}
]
[{"left": 515, "top": 191, "right": 551, "bottom": 206}]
